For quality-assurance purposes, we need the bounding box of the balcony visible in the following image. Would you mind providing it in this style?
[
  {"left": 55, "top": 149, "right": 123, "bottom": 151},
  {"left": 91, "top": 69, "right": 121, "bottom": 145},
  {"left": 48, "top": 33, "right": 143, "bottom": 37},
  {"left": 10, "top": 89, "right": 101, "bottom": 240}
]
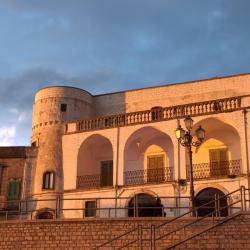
[
  {"left": 65, "top": 96, "right": 242, "bottom": 133},
  {"left": 187, "top": 159, "right": 242, "bottom": 180},
  {"left": 124, "top": 167, "right": 174, "bottom": 186},
  {"left": 77, "top": 174, "right": 113, "bottom": 189}
]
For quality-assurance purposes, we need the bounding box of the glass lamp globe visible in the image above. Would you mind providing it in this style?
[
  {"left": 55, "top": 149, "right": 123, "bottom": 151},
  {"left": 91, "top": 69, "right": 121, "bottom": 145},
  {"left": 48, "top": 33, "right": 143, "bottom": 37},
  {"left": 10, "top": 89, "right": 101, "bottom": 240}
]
[{"left": 184, "top": 116, "right": 194, "bottom": 130}]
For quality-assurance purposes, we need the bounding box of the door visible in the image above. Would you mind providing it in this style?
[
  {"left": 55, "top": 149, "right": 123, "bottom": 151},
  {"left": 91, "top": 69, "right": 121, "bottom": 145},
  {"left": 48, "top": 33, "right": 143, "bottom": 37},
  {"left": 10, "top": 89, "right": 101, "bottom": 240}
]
[
  {"left": 209, "top": 149, "right": 228, "bottom": 177},
  {"left": 100, "top": 160, "right": 113, "bottom": 187},
  {"left": 147, "top": 155, "right": 164, "bottom": 183}
]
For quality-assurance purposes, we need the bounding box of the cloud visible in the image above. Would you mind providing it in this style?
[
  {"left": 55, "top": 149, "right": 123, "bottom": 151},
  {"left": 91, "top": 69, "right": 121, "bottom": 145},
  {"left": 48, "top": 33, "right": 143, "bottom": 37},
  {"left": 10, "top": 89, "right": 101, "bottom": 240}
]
[
  {"left": 0, "top": 0, "right": 250, "bottom": 146},
  {"left": 0, "top": 126, "right": 16, "bottom": 146}
]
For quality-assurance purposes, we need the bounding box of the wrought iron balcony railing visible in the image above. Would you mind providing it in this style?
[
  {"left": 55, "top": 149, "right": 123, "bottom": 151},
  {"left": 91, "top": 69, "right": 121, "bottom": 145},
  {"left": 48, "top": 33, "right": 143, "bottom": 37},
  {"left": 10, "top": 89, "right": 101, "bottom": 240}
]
[
  {"left": 187, "top": 159, "right": 242, "bottom": 180},
  {"left": 77, "top": 174, "right": 113, "bottom": 189},
  {"left": 70, "top": 96, "right": 241, "bottom": 133},
  {"left": 124, "top": 167, "right": 174, "bottom": 186}
]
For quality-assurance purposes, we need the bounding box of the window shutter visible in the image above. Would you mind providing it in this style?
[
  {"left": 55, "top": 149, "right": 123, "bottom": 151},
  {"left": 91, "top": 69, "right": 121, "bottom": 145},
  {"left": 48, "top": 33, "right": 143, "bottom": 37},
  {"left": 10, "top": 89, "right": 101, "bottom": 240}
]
[
  {"left": 8, "top": 180, "right": 21, "bottom": 199},
  {"left": 219, "top": 150, "right": 228, "bottom": 162},
  {"left": 101, "top": 161, "right": 113, "bottom": 187},
  {"left": 210, "top": 151, "right": 219, "bottom": 163}
]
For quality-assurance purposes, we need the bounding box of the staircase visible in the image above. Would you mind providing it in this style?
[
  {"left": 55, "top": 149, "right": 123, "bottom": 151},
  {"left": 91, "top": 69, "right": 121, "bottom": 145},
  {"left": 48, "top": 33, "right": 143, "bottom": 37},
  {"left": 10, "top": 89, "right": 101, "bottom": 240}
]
[{"left": 92, "top": 187, "right": 248, "bottom": 249}]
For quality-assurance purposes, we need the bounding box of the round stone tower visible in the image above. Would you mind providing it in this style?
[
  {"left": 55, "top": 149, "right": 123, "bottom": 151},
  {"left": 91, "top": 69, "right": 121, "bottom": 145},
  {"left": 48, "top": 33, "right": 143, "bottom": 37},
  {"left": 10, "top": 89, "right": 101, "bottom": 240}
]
[{"left": 31, "top": 86, "right": 93, "bottom": 212}]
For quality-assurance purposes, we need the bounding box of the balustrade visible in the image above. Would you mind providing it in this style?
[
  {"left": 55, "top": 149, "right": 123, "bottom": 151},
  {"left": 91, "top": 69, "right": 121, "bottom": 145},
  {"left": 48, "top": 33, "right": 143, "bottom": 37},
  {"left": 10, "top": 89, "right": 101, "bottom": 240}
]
[{"left": 72, "top": 96, "right": 242, "bottom": 133}]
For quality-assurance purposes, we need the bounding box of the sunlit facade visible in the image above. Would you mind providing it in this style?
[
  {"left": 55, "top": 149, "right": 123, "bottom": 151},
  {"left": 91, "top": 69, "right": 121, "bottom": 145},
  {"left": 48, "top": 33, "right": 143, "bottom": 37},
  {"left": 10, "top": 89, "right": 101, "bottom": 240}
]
[{"left": 0, "top": 73, "right": 250, "bottom": 219}]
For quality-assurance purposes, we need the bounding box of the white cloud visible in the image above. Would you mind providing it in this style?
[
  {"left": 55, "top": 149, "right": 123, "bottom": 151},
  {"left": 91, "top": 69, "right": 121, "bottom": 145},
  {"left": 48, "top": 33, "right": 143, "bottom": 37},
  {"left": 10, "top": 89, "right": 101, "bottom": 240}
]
[
  {"left": 9, "top": 108, "right": 27, "bottom": 124},
  {"left": 0, "top": 125, "right": 16, "bottom": 146}
]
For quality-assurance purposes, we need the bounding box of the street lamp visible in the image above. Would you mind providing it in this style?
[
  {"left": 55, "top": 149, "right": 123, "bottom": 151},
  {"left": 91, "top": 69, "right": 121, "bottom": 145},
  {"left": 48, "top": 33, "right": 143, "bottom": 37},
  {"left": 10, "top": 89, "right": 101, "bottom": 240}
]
[{"left": 175, "top": 116, "right": 205, "bottom": 213}]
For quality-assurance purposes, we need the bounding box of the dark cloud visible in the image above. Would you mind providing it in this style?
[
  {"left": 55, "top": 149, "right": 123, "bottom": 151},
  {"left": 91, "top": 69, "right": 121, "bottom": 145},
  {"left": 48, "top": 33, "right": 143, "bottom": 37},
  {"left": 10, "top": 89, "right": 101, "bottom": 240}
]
[{"left": 0, "top": 0, "right": 250, "bottom": 145}]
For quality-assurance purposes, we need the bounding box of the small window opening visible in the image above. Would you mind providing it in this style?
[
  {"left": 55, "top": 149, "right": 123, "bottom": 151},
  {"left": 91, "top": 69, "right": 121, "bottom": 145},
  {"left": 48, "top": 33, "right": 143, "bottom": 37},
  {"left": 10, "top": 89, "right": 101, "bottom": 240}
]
[
  {"left": 151, "top": 107, "right": 162, "bottom": 121},
  {"left": 61, "top": 103, "right": 67, "bottom": 112},
  {"left": 85, "top": 201, "right": 96, "bottom": 217},
  {"left": 42, "top": 172, "right": 55, "bottom": 190}
]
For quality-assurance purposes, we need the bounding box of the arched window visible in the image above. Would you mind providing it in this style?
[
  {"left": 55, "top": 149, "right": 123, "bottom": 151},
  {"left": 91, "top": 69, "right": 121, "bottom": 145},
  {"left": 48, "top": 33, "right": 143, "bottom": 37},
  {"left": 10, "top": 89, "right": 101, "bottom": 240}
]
[{"left": 42, "top": 172, "right": 55, "bottom": 190}]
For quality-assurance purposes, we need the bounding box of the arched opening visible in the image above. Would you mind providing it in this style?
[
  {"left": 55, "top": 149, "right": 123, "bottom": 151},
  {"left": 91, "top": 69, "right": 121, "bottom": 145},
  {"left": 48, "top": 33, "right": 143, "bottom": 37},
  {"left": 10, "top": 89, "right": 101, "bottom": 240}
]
[
  {"left": 190, "top": 118, "right": 242, "bottom": 180},
  {"left": 128, "top": 193, "right": 164, "bottom": 217},
  {"left": 37, "top": 210, "right": 54, "bottom": 219},
  {"left": 124, "top": 127, "right": 174, "bottom": 186},
  {"left": 77, "top": 134, "right": 113, "bottom": 189},
  {"left": 195, "top": 188, "right": 228, "bottom": 217}
]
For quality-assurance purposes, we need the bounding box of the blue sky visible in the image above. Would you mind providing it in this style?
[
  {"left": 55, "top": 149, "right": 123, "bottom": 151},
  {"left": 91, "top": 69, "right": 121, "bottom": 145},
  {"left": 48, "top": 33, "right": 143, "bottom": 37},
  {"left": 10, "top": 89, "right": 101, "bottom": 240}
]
[{"left": 0, "top": 0, "right": 250, "bottom": 146}]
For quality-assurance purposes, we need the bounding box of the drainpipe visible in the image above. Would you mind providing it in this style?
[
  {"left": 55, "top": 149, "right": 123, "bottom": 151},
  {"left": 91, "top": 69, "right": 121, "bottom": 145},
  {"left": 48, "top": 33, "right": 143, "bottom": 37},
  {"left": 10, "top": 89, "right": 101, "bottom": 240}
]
[
  {"left": 243, "top": 109, "right": 250, "bottom": 206},
  {"left": 177, "top": 119, "right": 181, "bottom": 216},
  {"left": 115, "top": 126, "right": 120, "bottom": 217}
]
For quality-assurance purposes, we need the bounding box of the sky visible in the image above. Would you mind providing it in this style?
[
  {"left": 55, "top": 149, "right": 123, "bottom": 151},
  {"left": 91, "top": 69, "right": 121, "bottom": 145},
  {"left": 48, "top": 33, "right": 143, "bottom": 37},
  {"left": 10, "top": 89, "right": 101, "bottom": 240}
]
[{"left": 0, "top": 0, "right": 250, "bottom": 146}]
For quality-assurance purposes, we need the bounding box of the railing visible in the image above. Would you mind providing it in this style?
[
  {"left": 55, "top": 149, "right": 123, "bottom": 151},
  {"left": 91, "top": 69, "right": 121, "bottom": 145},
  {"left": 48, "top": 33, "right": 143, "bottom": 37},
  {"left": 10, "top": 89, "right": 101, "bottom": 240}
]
[
  {"left": 76, "top": 174, "right": 113, "bottom": 189},
  {"left": 0, "top": 196, "right": 191, "bottom": 220},
  {"left": 124, "top": 167, "right": 174, "bottom": 186},
  {"left": 93, "top": 186, "right": 248, "bottom": 249},
  {"left": 77, "top": 174, "right": 101, "bottom": 189},
  {"left": 71, "top": 96, "right": 241, "bottom": 132},
  {"left": 0, "top": 188, "right": 248, "bottom": 248},
  {"left": 187, "top": 159, "right": 242, "bottom": 180}
]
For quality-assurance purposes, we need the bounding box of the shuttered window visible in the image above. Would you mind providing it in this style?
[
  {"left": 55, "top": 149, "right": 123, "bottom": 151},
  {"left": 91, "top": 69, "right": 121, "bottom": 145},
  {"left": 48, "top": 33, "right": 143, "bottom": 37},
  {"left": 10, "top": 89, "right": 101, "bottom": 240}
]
[
  {"left": 209, "top": 149, "right": 229, "bottom": 176},
  {"left": 209, "top": 149, "right": 228, "bottom": 163},
  {"left": 100, "top": 161, "right": 113, "bottom": 187},
  {"left": 147, "top": 155, "right": 164, "bottom": 183},
  {"left": 8, "top": 179, "right": 21, "bottom": 200}
]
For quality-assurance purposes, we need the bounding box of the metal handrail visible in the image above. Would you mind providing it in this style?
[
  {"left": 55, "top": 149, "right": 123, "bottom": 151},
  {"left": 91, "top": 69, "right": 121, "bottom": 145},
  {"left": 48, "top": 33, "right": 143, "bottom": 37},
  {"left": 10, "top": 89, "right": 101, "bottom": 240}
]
[
  {"left": 92, "top": 227, "right": 138, "bottom": 250},
  {"left": 155, "top": 187, "right": 241, "bottom": 231},
  {"left": 91, "top": 187, "right": 245, "bottom": 249},
  {"left": 164, "top": 190, "right": 245, "bottom": 249}
]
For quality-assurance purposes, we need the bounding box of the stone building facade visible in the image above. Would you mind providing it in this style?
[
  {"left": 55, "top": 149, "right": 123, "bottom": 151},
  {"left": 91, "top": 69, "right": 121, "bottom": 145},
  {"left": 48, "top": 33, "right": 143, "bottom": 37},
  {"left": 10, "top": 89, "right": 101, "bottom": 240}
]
[{"left": 1, "top": 73, "right": 250, "bottom": 219}]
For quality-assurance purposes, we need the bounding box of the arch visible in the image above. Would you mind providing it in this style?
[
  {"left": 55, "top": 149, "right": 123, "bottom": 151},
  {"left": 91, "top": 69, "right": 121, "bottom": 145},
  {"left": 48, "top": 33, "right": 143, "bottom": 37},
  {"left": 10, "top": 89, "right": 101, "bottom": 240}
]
[
  {"left": 77, "top": 134, "right": 113, "bottom": 188},
  {"left": 190, "top": 117, "right": 242, "bottom": 179},
  {"left": 128, "top": 193, "right": 164, "bottom": 217},
  {"left": 124, "top": 126, "right": 174, "bottom": 186},
  {"left": 195, "top": 187, "right": 228, "bottom": 217},
  {"left": 36, "top": 208, "right": 54, "bottom": 219}
]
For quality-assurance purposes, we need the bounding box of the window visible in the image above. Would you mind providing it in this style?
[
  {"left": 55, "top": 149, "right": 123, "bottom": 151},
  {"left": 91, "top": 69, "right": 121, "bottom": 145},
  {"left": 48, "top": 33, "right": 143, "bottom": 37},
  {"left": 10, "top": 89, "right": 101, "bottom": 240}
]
[
  {"left": 42, "top": 172, "right": 55, "bottom": 189},
  {"left": 151, "top": 107, "right": 162, "bottom": 121},
  {"left": 100, "top": 161, "right": 113, "bottom": 187},
  {"left": 7, "top": 179, "right": 21, "bottom": 210},
  {"left": 147, "top": 154, "right": 165, "bottom": 183},
  {"left": 8, "top": 179, "right": 21, "bottom": 200},
  {"left": 209, "top": 148, "right": 229, "bottom": 176},
  {"left": 85, "top": 201, "right": 96, "bottom": 217},
  {"left": 60, "top": 103, "right": 67, "bottom": 112}
]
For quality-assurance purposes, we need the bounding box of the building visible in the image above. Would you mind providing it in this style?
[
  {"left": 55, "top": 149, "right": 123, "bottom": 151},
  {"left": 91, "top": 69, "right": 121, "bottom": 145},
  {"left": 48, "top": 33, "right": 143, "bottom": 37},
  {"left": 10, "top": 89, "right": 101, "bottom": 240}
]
[{"left": 0, "top": 73, "right": 250, "bottom": 220}]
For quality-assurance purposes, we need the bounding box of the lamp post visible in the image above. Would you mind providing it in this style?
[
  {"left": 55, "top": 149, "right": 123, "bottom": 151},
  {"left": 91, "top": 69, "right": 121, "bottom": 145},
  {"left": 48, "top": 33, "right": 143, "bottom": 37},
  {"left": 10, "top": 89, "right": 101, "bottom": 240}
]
[{"left": 175, "top": 116, "right": 205, "bottom": 213}]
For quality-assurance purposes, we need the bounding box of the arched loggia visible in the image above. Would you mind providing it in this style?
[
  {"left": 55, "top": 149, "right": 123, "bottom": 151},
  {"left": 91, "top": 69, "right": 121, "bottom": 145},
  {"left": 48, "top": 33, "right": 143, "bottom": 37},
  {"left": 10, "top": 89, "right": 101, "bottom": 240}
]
[
  {"left": 124, "top": 126, "right": 174, "bottom": 186},
  {"left": 190, "top": 118, "right": 242, "bottom": 180},
  {"left": 77, "top": 134, "right": 113, "bottom": 189}
]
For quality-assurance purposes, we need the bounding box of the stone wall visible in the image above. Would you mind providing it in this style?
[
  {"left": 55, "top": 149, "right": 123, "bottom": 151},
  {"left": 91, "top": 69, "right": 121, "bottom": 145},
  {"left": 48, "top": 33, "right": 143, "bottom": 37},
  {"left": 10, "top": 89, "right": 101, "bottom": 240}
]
[
  {"left": 175, "top": 213, "right": 250, "bottom": 249},
  {"left": 0, "top": 213, "right": 250, "bottom": 249},
  {"left": 0, "top": 147, "right": 36, "bottom": 207}
]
